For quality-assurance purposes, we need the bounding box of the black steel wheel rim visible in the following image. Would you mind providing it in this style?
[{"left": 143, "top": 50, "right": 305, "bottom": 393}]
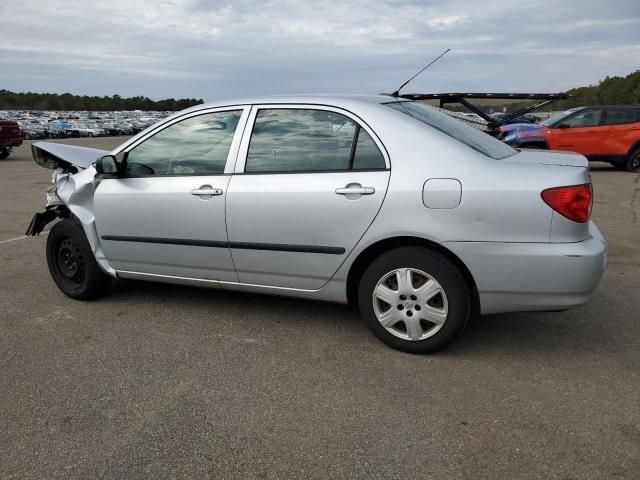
[{"left": 55, "top": 237, "right": 85, "bottom": 285}]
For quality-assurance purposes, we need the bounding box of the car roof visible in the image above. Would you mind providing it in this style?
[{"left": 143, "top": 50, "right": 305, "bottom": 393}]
[{"left": 181, "top": 94, "right": 399, "bottom": 114}]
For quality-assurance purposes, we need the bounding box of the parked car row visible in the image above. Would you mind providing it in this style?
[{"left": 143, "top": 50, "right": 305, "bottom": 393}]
[{"left": 1, "top": 110, "right": 171, "bottom": 141}]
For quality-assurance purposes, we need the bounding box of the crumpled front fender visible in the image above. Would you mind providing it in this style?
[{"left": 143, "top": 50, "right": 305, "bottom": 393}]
[{"left": 50, "top": 168, "right": 116, "bottom": 277}]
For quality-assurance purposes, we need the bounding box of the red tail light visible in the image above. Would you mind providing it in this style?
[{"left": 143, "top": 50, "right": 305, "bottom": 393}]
[{"left": 541, "top": 184, "right": 593, "bottom": 223}]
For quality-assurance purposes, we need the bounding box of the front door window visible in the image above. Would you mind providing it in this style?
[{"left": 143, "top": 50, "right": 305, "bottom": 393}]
[{"left": 125, "top": 110, "right": 243, "bottom": 176}]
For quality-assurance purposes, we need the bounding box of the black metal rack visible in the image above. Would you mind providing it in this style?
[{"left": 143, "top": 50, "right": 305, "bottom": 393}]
[{"left": 387, "top": 92, "right": 571, "bottom": 131}]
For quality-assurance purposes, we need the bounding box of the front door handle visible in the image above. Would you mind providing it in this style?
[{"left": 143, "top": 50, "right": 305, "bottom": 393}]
[
  {"left": 191, "top": 185, "right": 223, "bottom": 198},
  {"left": 335, "top": 184, "right": 375, "bottom": 196}
]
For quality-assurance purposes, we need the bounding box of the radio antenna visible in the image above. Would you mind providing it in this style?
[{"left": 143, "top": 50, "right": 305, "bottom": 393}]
[{"left": 391, "top": 48, "right": 451, "bottom": 97}]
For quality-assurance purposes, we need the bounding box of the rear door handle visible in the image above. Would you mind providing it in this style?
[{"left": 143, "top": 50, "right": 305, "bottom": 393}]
[
  {"left": 191, "top": 188, "right": 223, "bottom": 195},
  {"left": 191, "top": 185, "right": 223, "bottom": 197},
  {"left": 335, "top": 186, "right": 375, "bottom": 195}
]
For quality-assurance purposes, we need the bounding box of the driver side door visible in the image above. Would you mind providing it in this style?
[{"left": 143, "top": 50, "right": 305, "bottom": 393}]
[{"left": 94, "top": 107, "right": 249, "bottom": 281}]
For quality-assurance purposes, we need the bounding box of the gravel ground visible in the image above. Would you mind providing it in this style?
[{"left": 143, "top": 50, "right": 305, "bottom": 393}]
[{"left": 1, "top": 137, "right": 638, "bottom": 479}]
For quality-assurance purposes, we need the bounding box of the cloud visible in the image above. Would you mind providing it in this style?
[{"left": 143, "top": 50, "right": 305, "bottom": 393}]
[{"left": 0, "top": 0, "right": 638, "bottom": 101}]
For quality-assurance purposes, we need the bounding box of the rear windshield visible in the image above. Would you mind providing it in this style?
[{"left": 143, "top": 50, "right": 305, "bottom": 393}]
[{"left": 386, "top": 102, "right": 517, "bottom": 160}]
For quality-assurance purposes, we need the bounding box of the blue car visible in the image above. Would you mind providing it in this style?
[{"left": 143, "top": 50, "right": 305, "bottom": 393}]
[{"left": 499, "top": 108, "right": 582, "bottom": 149}]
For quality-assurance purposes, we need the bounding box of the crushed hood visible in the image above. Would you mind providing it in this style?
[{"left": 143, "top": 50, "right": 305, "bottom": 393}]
[{"left": 32, "top": 141, "right": 109, "bottom": 171}]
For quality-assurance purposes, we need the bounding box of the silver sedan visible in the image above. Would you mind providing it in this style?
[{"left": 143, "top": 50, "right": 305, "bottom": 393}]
[{"left": 27, "top": 95, "right": 607, "bottom": 353}]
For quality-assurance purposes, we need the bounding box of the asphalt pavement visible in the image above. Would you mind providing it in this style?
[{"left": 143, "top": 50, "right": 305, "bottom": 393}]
[{"left": 1, "top": 137, "right": 639, "bottom": 479}]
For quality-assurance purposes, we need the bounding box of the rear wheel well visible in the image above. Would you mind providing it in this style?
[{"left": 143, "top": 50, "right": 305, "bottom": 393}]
[
  {"left": 346, "top": 236, "right": 480, "bottom": 314},
  {"left": 627, "top": 141, "right": 640, "bottom": 157}
]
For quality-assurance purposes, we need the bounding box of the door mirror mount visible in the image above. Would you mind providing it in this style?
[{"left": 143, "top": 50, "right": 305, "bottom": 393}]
[
  {"left": 95, "top": 155, "right": 120, "bottom": 175},
  {"left": 557, "top": 123, "right": 571, "bottom": 129}
]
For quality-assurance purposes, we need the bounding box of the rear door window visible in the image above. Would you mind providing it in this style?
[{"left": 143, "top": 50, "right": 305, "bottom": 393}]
[
  {"left": 352, "top": 129, "right": 386, "bottom": 169},
  {"left": 245, "top": 108, "right": 386, "bottom": 172}
]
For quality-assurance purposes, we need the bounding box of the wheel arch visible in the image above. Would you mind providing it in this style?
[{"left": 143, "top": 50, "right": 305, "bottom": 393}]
[
  {"left": 346, "top": 236, "right": 480, "bottom": 313},
  {"left": 626, "top": 140, "right": 640, "bottom": 157}
]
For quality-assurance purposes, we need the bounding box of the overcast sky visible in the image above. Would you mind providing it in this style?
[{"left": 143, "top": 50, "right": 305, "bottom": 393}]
[{"left": 2, "top": 0, "right": 639, "bottom": 101}]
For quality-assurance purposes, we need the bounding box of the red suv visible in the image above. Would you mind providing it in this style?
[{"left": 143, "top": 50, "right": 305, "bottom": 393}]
[
  {"left": 0, "top": 119, "right": 23, "bottom": 159},
  {"left": 541, "top": 106, "right": 640, "bottom": 172}
]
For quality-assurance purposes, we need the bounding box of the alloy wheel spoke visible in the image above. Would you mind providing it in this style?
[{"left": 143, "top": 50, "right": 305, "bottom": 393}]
[
  {"left": 378, "top": 308, "right": 401, "bottom": 328},
  {"left": 414, "top": 279, "right": 441, "bottom": 301},
  {"left": 405, "top": 317, "right": 424, "bottom": 340},
  {"left": 422, "top": 305, "right": 447, "bottom": 325},
  {"left": 374, "top": 284, "right": 398, "bottom": 306},
  {"left": 396, "top": 268, "right": 413, "bottom": 292}
]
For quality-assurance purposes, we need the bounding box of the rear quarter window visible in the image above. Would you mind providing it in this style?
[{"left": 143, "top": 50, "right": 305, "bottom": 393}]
[{"left": 386, "top": 102, "right": 516, "bottom": 160}]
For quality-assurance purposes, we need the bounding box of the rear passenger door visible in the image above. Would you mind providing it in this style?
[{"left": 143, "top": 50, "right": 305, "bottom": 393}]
[
  {"left": 225, "top": 105, "right": 390, "bottom": 290},
  {"left": 602, "top": 109, "right": 640, "bottom": 155}
]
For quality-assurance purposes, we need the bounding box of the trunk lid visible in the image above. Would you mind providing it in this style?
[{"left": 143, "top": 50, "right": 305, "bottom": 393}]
[{"left": 504, "top": 149, "right": 588, "bottom": 168}]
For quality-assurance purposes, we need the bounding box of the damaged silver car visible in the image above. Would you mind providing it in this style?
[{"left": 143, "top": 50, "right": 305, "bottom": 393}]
[{"left": 27, "top": 95, "right": 607, "bottom": 353}]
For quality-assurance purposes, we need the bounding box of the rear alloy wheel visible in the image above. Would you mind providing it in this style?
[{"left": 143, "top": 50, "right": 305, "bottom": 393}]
[
  {"left": 373, "top": 268, "right": 448, "bottom": 341},
  {"left": 358, "top": 247, "right": 471, "bottom": 354},
  {"left": 46, "top": 219, "right": 112, "bottom": 300},
  {"left": 626, "top": 149, "right": 640, "bottom": 173}
]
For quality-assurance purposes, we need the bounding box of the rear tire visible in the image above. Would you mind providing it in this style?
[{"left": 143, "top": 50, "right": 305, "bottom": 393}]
[
  {"left": 358, "top": 247, "right": 471, "bottom": 354},
  {"left": 625, "top": 149, "right": 640, "bottom": 173},
  {"left": 46, "top": 219, "right": 112, "bottom": 300}
]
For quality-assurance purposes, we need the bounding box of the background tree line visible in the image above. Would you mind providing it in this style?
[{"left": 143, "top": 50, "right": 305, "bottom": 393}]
[
  {"left": 0, "top": 90, "right": 204, "bottom": 111},
  {"left": 553, "top": 69, "right": 640, "bottom": 109},
  {"left": 500, "top": 70, "right": 640, "bottom": 113}
]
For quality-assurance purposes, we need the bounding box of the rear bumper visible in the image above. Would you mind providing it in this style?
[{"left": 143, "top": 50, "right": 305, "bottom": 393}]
[{"left": 444, "top": 222, "right": 607, "bottom": 315}]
